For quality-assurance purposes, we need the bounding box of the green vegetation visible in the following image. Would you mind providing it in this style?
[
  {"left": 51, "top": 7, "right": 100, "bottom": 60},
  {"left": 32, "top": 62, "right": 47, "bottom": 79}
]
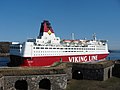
[{"left": 66, "top": 77, "right": 120, "bottom": 90}]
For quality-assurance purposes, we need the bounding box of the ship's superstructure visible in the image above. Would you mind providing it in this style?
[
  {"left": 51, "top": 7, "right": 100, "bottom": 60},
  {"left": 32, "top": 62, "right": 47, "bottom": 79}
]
[{"left": 8, "top": 20, "right": 109, "bottom": 66}]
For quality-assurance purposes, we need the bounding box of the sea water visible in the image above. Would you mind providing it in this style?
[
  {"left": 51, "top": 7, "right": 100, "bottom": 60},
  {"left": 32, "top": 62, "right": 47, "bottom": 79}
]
[
  {"left": 0, "top": 57, "right": 10, "bottom": 66},
  {"left": 107, "top": 52, "right": 120, "bottom": 60}
]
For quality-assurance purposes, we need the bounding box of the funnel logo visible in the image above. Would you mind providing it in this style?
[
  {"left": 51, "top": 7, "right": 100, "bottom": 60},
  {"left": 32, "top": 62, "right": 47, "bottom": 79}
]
[{"left": 48, "top": 30, "right": 52, "bottom": 35}]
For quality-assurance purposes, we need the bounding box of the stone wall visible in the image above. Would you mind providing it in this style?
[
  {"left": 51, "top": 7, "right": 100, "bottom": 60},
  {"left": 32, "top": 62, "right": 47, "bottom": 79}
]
[
  {"left": 103, "top": 66, "right": 113, "bottom": 80},
  {"left": 0, "top": 77, "right": 4, "bottom": 90},
  {"left": 112, "top": 61, "right": 120, "bottom": 77},
  {"left": 0, "top": 74, "right": 67, "bottom": 90},
  {"left": 0, "top": 66, "right": 68, "bottom": 90},
  {"left": 0, "top": 61, "right": 116, "bottom": 90},
  {"left": 72, "top": 61, "right": 114, "bottom": 81}
]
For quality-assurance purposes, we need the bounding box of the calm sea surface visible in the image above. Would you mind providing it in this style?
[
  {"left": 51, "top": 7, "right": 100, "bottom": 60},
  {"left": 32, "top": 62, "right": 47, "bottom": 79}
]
[
  {"left": 107, "top": 52, "right": 120, "bottom": 60},
  {"left": 0, "top": 52, "right": 120, "bottom": 66},
  {"left": 0, "top": 57, "right": 10, "bottom": 66}
]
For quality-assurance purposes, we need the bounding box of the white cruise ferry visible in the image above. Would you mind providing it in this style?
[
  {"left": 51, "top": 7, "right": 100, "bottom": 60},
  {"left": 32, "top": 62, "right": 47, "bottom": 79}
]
[{"left": 8, "top": 20, "right": 109, "bottom": 66}]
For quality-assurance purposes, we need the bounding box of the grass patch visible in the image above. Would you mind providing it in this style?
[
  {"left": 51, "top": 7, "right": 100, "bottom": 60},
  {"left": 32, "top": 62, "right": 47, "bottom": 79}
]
[{"left": 66, "top": 77, "right": 120, "bottom": 90}]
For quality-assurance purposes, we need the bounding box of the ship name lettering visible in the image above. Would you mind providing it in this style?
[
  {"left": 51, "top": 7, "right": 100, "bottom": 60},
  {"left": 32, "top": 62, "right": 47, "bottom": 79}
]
[
  {"left": 68, "top": 56, "right": 87, "bottom": 62},
  {"left": 68, "top": 55, "right": 98, "bottom": 62},
  {"left": 88, "top": 55, "right": 98, "bottom": 61}
]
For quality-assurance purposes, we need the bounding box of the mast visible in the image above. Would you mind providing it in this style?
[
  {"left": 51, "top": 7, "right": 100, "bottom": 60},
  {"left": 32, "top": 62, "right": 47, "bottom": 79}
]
[
  {"left": 71, "top": 33, "right": 75, "bottom": 40},
  {"left": 93, "top": 33, "right": 97, "bottom": 41}
]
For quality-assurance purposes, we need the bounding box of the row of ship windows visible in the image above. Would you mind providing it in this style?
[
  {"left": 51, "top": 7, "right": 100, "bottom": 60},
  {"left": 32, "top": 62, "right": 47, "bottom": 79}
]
[
  {"left": 34, "top": 47, "right": 96, "bottom": 50},
  {"left": 34, "top": 50, "right": 94, "bottom": 53},
  {"left": 10, "top": 47, "right": 22, "bottom": 49},
  {"left": 34, "top": 54, "right": 61, "bottom": 56},
  {"left": 33, "top": 50, "right": 105, "bottom": 56},
  {"left": 10, "top": 46, "right": 105, "bottom": 51},
  {"left": 33, "top": 51, "right": 97, "bottom": 56},
  {"left": 34, "top": 50, "right": 93, "bottom": 53}
]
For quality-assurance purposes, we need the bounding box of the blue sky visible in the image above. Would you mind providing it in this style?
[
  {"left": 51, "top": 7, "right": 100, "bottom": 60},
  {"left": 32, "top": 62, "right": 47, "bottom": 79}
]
[{"left": 0, "top": 0, "right": 120, "bottom": 50}]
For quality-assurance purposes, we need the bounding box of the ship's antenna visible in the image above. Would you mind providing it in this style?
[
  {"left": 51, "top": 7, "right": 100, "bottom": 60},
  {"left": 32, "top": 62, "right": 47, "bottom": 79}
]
[
  {"left": 71, "top": 33, "right": 75, "bottom": 40},
  {"left": 93, "top": 33, "right": 97, "bottom": 40}
]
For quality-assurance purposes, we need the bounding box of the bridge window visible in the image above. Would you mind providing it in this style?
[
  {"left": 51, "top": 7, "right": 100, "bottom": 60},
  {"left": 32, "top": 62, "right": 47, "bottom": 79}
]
[
  {"left": 39, "top": 79, "right": 51, "bottom": 90},
  {"left": 15, "top": 80, "right": 28, "bottom": 90}
]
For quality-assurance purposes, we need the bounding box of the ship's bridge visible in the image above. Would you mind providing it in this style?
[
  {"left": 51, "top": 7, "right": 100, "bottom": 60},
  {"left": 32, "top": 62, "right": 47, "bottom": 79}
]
[{"left": 35, "top": 35, "right": 60, "bottom": 45}]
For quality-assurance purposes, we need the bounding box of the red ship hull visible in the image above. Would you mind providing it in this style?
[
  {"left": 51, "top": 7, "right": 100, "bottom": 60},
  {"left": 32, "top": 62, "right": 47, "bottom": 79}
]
[{"left": 19, "top": 53, "right": 109, "bottom": 66}]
